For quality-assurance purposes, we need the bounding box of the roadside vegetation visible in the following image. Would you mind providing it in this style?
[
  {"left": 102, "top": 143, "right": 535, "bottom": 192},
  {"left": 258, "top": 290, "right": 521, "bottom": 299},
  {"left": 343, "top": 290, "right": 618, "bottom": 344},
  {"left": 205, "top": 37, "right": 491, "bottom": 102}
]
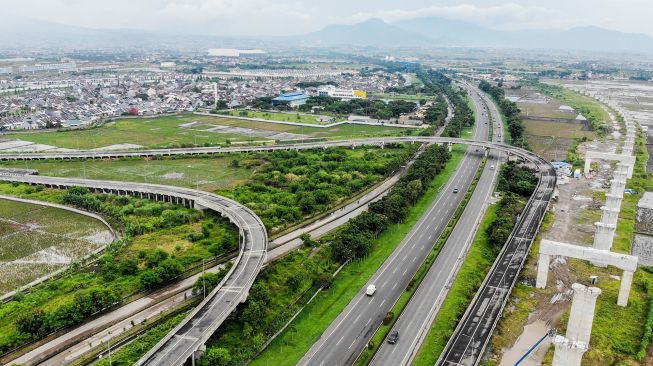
[{"left": 219, "top": 146, "right": 415, "bottom": 232}]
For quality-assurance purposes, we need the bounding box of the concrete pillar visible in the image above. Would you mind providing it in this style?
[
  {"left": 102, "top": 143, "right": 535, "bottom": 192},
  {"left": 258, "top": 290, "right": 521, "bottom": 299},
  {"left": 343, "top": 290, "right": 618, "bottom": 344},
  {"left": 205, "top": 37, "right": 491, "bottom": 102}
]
[
  {"left": 448, "top": 142, "right": 452, "bottom": 152},
  {"left": 566, "top": 283, "right": 602, "bottom": 344},
  {"left": 610, "top": 179, "right": 627, "bottom": 196},
  {"left": 600, "top": 206, "right": 620, "bottom": 227},
  {"left": 616, "top": 162, "right": 630, "bottom": 175},
  {"left": 593, "top": 221, "right": 616, "bottom": 251},
  {"left": 552, "top": 337, "right": 587, "bottom": 366},
  {"left": 618, "top": 270, "right": 634, "bottom": 307},
  {"left": 584, "top": 157, "right": 592, "bottom": 177},
  {"left": 613, "top": 171, "right": 628, "bottom": 182},
  {"left": 536, "top": 253, "right": 550, "bottom": 289}
]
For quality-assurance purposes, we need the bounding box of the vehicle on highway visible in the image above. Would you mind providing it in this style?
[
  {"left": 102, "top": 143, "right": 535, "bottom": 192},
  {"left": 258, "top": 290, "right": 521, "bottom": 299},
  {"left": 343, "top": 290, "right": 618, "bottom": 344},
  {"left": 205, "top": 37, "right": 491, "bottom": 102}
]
[
  {"left": 453, "top": 188, "right": 459, "bottom": 194},
  {"left": 490, "top": 165, "right": 495, "bottom": 170},
  {"left": 366, "top": 285, "right": 377, "bottom": 296},
  {"left": 387, "top": 330, "right": 399, "bottom": 344}
]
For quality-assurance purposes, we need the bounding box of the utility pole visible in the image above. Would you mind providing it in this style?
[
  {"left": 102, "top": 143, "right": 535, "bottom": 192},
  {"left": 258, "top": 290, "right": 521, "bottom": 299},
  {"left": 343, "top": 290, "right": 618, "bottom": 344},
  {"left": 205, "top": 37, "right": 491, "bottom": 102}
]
[{"left": 202, "top": 258, "right": 206, "bottom": 299}]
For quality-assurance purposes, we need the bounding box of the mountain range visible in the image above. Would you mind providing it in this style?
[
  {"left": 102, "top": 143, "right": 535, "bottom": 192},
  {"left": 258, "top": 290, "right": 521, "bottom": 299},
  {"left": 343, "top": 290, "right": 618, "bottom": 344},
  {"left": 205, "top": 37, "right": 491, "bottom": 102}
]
[
  {"left": 306, "top": 17, "right": 653, "bottom": 53},
  {"left": 2, "top": 17, "right": 653, "bottom": 53}
]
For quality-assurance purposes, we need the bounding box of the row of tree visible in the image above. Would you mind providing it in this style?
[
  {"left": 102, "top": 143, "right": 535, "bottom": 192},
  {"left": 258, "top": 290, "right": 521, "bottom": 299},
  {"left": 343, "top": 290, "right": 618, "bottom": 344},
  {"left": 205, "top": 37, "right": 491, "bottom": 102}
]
[
  {"left": 418, "top": 69, "right": 475, "bottom": 137},
  {"left": 486, "top": 161, "right": 537, "bottom": 248},
  {"left": 329, "top": 144, "right": 451, "bottom": 262},
  {"left": 16, "top": 287, "right": 119, "bottom": 339},
  {"left": 295, "top": 97, "right": 418, "bottom": 120}
]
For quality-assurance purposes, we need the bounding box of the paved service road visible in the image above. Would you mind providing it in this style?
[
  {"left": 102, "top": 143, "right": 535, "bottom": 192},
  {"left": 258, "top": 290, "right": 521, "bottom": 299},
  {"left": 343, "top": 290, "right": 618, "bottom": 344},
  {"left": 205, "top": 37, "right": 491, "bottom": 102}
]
[
  {"left": 297, "top": 87, "right": 489, "bottom": 366},
  {"left": 370, "top": 83, "right": 503, "bottom": 366}
]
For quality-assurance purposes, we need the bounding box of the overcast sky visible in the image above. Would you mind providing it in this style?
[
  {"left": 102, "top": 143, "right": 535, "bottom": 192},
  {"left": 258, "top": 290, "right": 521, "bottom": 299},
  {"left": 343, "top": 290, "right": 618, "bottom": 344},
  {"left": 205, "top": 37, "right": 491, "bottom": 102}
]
[{"left": 5, "top": 0, "right": 653, "bottom": 37}]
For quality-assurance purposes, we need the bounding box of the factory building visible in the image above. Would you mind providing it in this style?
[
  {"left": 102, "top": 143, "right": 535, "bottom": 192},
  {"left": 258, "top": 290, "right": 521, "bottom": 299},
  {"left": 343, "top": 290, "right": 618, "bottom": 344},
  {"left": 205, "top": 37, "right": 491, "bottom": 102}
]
[
  {"left": 207, "top": 48, "right": 266, "bottom": 57},
  {"left": 272, "top": 92, "right": 309, "bottom": 107}
]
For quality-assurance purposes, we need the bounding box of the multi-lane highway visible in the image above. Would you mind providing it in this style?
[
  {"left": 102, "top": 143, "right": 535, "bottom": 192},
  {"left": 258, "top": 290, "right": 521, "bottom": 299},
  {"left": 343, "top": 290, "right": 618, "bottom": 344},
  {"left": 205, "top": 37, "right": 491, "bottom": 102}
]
[
  {"left": 0, "top": 99, "right": 555, "bottom": 366},
  {"left": 437, "top": 152, "right": 555, "bottom": 366},
  {"left": 370, "top": 84, "right": 503, "bottom": 366},
  {"left": 296, "top": 85, "right": 491, "bottom": 366}
]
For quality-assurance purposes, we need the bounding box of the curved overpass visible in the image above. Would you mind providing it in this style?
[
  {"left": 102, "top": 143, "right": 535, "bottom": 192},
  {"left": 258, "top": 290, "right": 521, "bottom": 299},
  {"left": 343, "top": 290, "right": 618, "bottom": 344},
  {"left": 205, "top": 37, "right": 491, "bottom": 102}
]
[
  {"left": 0, "top": 174, "right": 267, "bottom": 366},
  {"left": 0, "top": 137, "right": 555, "bottom": 366}
]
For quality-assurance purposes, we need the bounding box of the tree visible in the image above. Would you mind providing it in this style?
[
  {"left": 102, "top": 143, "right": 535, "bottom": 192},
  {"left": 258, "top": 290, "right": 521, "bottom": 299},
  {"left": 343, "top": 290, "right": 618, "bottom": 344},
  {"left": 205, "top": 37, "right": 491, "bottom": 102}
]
[{"left": 200, "top": 348, "right": 231, "bottom": 366}]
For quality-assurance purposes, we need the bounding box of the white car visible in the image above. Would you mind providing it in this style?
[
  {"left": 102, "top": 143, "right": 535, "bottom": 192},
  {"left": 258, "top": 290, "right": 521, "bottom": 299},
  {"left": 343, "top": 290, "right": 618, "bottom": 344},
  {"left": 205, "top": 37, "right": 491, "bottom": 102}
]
[{"left": 366, "top": 285, "right": 377, "bottom": 296}]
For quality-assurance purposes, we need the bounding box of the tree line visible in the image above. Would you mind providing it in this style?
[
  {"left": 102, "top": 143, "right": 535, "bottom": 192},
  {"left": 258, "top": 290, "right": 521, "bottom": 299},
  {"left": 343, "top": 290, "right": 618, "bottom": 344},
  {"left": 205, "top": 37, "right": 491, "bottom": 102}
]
[
  {"left": 329, "top": 144, "right": 451, "bottom": 262},
  {"left": 486, "top": 161, "right": 538, "bottom": 248}
]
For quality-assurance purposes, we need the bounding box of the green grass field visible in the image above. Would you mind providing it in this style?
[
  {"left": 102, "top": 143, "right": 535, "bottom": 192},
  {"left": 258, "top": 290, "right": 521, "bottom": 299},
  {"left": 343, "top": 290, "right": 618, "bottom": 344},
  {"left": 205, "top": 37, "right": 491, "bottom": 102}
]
[
  {"left": 3, "top": 114, "right": 414, "bottom": 150},
  {"left": 0, "top": 199, "right": 112, "bottom": 294},
  {"left": 219, "top": 110, "right": 344, "bottom": 125},
  {"left": 0, "top": 156, "right": 253, "bottom": 192},
  {"left": 250, "top": 145, "right": 467, "bottom": 366}
]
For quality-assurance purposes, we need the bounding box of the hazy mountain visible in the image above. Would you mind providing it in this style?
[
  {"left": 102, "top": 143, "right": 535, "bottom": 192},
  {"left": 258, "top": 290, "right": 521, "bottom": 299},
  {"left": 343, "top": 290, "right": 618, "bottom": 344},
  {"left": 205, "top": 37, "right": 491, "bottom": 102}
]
[
  {"left": 302, "top": 18, "right": 430, "bottom": 47},
  {"left": 3, "top": 16, "right": 653, "bottom": 53},
  {"left": 305, "top": 17, "right": 653, "bottom": 53}
]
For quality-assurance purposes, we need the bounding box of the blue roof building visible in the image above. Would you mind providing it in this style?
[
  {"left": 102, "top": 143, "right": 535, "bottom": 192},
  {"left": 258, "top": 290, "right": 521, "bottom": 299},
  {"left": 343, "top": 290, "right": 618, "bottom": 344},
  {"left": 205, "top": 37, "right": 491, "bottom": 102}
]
[{"left": 272, "top": 92, "right": 309, "bottom": 107}]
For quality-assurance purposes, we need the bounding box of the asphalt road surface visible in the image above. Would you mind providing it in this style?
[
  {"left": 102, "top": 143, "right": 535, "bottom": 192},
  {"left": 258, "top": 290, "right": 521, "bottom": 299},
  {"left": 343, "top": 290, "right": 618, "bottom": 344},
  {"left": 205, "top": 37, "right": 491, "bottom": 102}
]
[
  {"left": 370, "top": 83, "right": 503, "bottom": 366},
  {"left": 297, "top": 87, "right": 489, "bottom": 366}
]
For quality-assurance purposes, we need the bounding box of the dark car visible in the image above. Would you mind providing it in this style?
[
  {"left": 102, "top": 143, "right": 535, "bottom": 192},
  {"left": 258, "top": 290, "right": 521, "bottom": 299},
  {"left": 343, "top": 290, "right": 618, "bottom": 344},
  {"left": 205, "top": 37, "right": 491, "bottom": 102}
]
[
  {"left": 387, "top": 330, "right": 399, "bottom": 344},
  {"left": 453, "top": 188, "right": 459, "bottom": 194}
]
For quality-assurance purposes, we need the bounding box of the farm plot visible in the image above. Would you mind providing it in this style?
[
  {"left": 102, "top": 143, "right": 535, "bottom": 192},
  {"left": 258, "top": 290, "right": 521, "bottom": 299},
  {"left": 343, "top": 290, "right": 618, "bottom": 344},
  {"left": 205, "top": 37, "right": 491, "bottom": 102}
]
[{"left": 0, "top": 199, "right": 114, "bottom": 294}]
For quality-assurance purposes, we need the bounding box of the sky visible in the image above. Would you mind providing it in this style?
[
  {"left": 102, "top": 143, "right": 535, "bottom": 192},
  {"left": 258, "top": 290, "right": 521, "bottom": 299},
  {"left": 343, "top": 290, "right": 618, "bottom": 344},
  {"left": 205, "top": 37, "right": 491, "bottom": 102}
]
[{"left": 4, "top": 0, "right": 653, "bottom": 37}]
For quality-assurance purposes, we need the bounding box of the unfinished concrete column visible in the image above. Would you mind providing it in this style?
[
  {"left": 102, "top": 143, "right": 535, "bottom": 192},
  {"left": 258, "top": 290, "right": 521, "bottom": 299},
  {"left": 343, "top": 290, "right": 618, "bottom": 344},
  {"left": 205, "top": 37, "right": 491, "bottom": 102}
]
[
  {"left": 552, "top": 337, "right": 587, "bottom": 366},
  {"left": 613, "top": 170, "right": 628, "bottom": 182},
  {"left": 552, "top": 283, "right": 600, "bottom": 366},
  {"left": 610, "top": 179, "right": 627, "bottom": 196},
  {"left": 584, "top": 157, "right": 592, "bottom": 177},
  {"left": 593, "top": 222, "right": 616, "bottom": 251},
  {"left": 536, "top": 253, "right": 550, "bottom": 288},
  {"left": 616, "top": 162, "right": 630, "bottom": 175},
  {"left": 600, "top": 206, "right": 620, "bottom": 227},
  {"left": 618, "top": 270, "right": 634, "bottom": 307},
  {"left": 566, "top": 283, "right": 602, "bottom": 344}
]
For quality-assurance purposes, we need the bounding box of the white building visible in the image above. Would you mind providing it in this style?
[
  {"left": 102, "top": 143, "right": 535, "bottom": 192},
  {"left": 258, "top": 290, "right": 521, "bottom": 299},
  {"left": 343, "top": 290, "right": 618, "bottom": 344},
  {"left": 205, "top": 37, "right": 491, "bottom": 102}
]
[
  {"left": 0, "top": 67, "right": 12, "bottom": 75},
  {"left": 317, "top": 85, "right": 367, "bottom": 100},
  {"left": 19, "top": 62, "right": 77, "bottom": 73}
]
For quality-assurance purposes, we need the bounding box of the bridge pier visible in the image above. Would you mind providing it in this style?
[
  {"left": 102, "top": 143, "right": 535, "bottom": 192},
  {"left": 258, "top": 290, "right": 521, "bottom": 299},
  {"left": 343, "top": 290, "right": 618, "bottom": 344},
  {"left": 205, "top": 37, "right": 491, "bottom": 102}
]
[
  {"left": 592, "top": 222, "right": 616, "bottom": 252},
  {"left": 552, "top": 284, "right": 601, "bottom": 366}
]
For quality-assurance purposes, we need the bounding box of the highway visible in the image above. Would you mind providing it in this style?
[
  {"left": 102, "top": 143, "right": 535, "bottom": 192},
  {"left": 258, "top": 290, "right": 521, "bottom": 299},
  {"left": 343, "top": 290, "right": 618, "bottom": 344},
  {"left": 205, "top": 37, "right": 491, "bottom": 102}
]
[
  {"left": 370, "top": 84, "right": 503, "bottom": 366},
  {"left": 296, "top": 86, "right": 489, "bottom": 366},
  {"left": 0, "top": 125, "right": 554, "bottom": 366},
  {"left": 0, "top": 174, "right": 268, "bottom": 366},
  {"left": 436, "top": 148, "right": 556, "bottom": 364}
]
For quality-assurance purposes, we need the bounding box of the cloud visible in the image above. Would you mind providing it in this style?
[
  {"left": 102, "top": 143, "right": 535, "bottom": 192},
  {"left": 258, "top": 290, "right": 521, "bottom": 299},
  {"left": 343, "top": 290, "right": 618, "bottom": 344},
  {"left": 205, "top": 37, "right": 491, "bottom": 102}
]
[{"left": 346, "top": 3, "right": 575, "bottom": 31}]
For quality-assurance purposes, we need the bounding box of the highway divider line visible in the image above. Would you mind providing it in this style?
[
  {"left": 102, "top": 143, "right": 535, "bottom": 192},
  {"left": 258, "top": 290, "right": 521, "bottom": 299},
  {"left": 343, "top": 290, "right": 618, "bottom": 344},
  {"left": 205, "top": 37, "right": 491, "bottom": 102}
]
[{"left": 354, "top": 154, "right": 487, "bottom": 366}]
